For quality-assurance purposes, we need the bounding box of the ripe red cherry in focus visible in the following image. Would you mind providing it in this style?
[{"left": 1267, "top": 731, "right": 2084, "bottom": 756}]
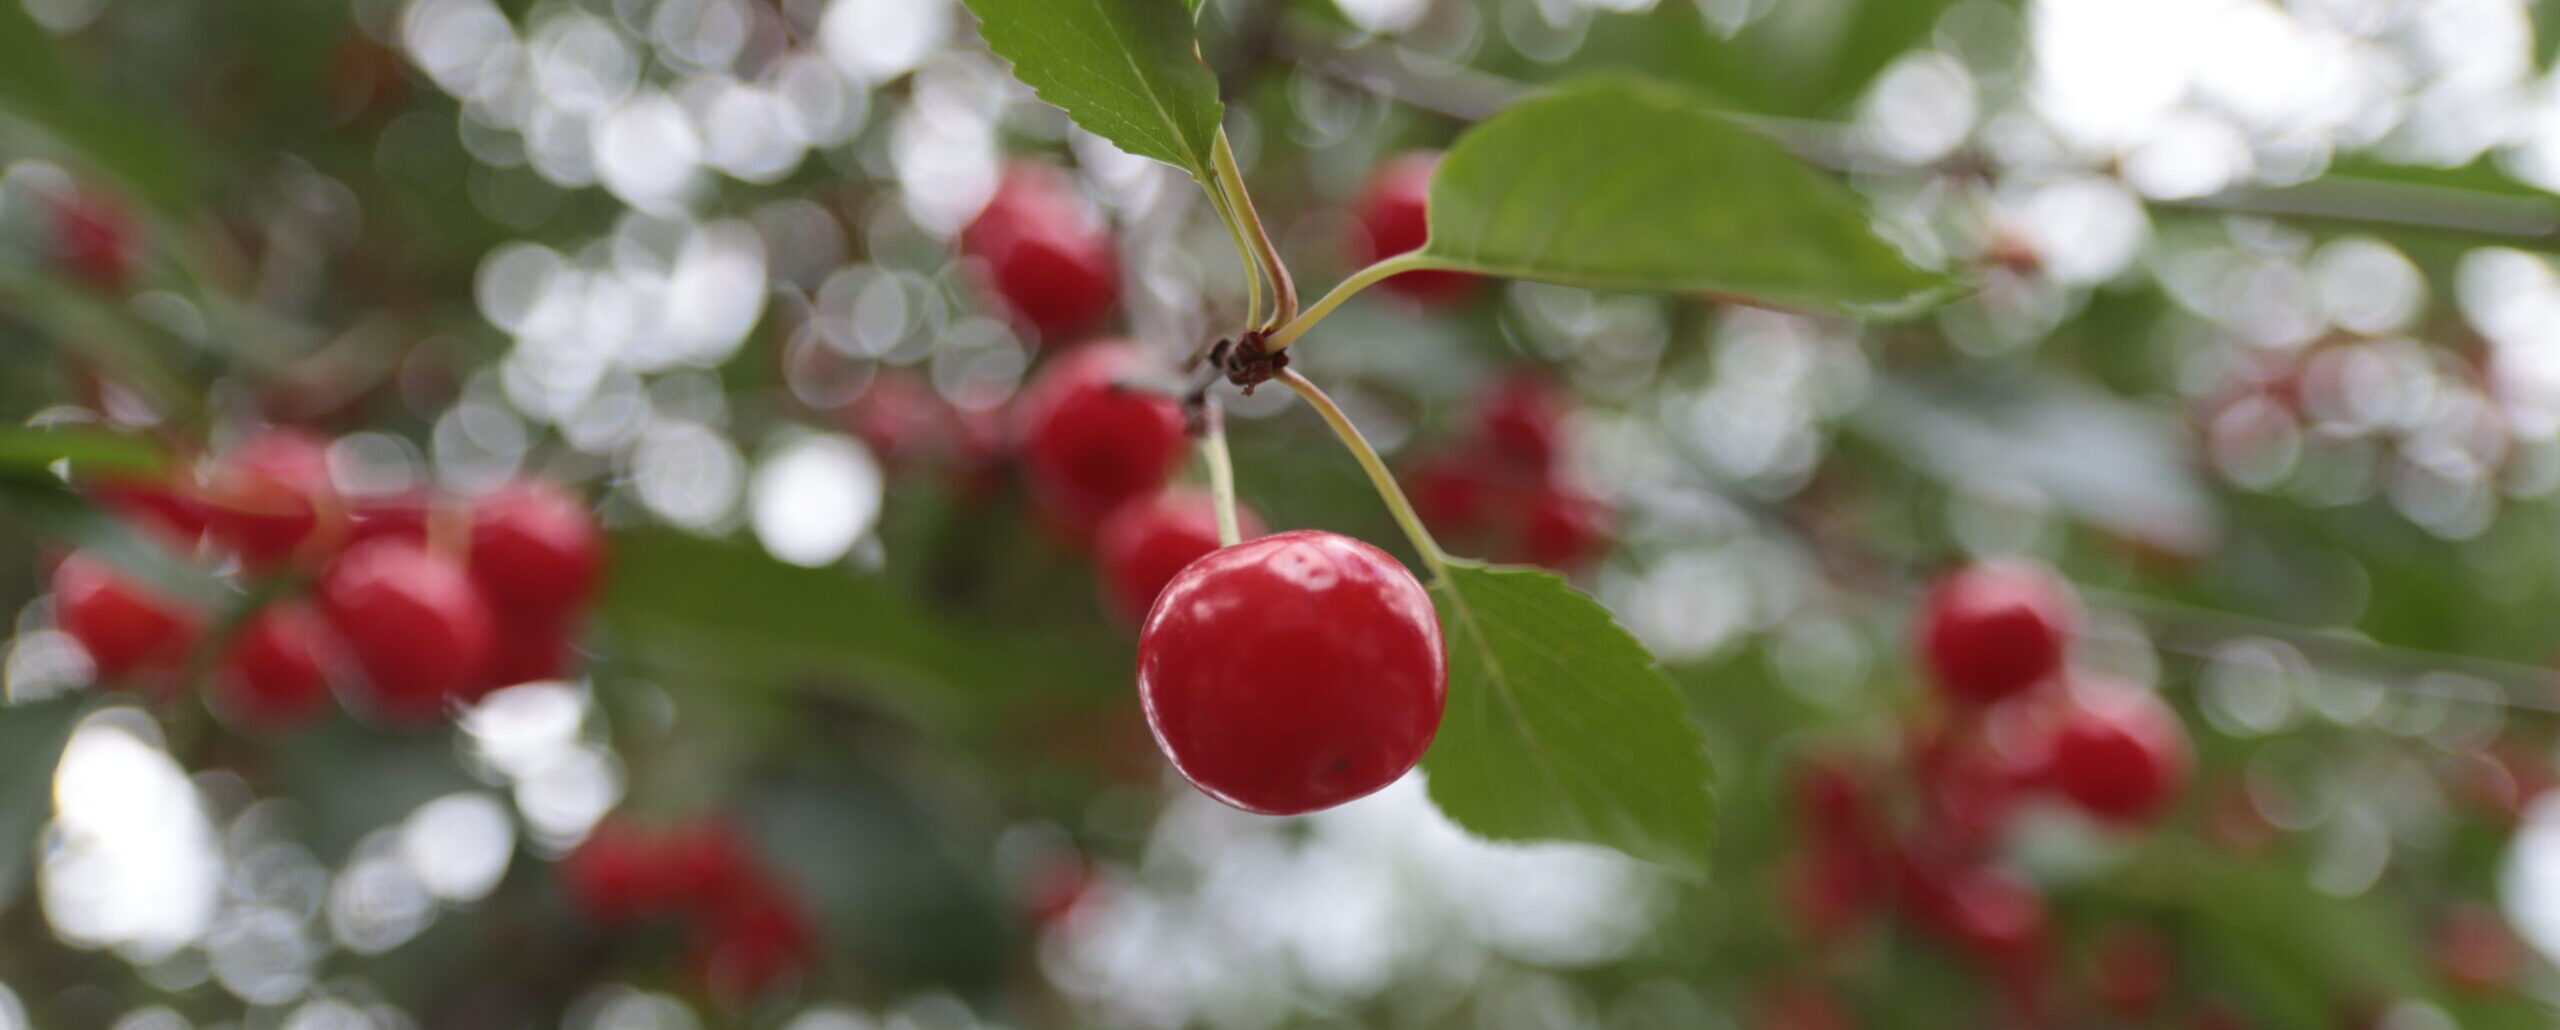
[
  {"left": 214, "top": 603, "right": 337, "bottom": 730},
  {"left": 467, "top": 479, "right": 602, "bottom": 618},
  {"left": 1094, "top": 488, "right": 1266, "bottom": 625},
  {"left": 52, "top": 551, "right": 201, "bottom": 681},
  {"left": 961, "top": 163, "right": 1119, "bottom": 341},
  {"left": 1012, "top": 342, "right": 1189, "bottom": 536},
  {"left": 1136, "top": 530, "right": 1447, "bottom": 815},
  {"left": 317, "top": 538, "right": 495, "bottom": 722},
  {"left": 1918, "top": 560, "right": 2077, "bottom": 705},
  {"left": 1348, "top": 151, "right": 1478, "bottom": 302},
  {"left": 2049, "top": 683, "right": 2190, "bottom": 825}
]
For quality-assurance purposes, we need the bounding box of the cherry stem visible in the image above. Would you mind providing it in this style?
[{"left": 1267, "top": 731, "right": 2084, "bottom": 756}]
[
  {"left": 1212, "top": 129, "right": 1296, "bottom": 331},
  {"left": 1266, "top": 252, "right": 1435, "bottom": 352},
  {"left": 1277, "top": 368, "right": 1451, "bottom": 580},
  {"left": 1199, "top": 397, "right": 1243, "bottom": 548},
  {"left": 1201, "top": 170, "right": 1265, "bottom": 331}
]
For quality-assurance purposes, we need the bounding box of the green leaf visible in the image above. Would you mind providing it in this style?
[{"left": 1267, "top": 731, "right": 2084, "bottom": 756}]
[
  {"left": 1422, "top": 559, "right": 1717, "bottom": 874},
  {"left": 0, "top": 478, "right": 226, "bottom": 604},
  {"left": 1417, "top": 76, "right": 1958, "bottom": 318},
  {"left": 0, "top": 696, "right": 87, "bottom": 901},
  {"left": 960, "top": 0, "right": 1224, "bottom": 178},
  {"left": 0, "top": 426, "right": 164, "bottom": 481},
  {"left": 0, "top": 2, "right": 195, "bottom": 212}
]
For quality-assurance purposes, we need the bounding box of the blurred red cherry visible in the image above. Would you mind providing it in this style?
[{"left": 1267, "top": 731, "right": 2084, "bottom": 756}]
[
  {"left": 1474, "top": 372, "right": 1569, "bottom": 472},
  {"left": 2048, "top": 683, "right": 2190, "bottom": 826},
  {"left": 1011, "top": 342, "right": 1189, "bottom": 537},
  {"left": 1512, "top": 485, "right": 1615, "bottom": 571},
  {"left": 317, "top": 538, "right": 495, "bottom": 722},
  {"left": 561, "top": 818, "right": 673, "bottom": 925},
  {"left": 474, "top": 616, "right": 574, "bottom": 697},
  {"left": 1094, "top": 488, "right": 1266, "bottom": 626},
  {"left": 2090, "top": 924, "right": 2173, "bottom": 1017},
  {"left": 52, "top": 551, "right": 201, "bottom": 682},
  {"left": 961, "top": 163, "right": 1119, "bottom": 341},
  {"left": 49, "top": 190, "right": 139, "bottom": 291},
  {"left": 214, "top": 602, "right": 338, "bottom": 730},
  {"left": 1783, "top": 840, "right": 1878, "bottom": 945},
  {"left": 199, "top": 428, "right": 340, "bottom": 569},
  {"left": 1917, "top": 560, "right": 2077, "bottom": 706},
  {"left": 2434, "top": 903, "right": 2520, "bottom": 993},
  {"left": 467, "top": 478, "right": 603, "bottom": 619},
  {"left": 659, "top": 816, "right": 758, "bottom": 912},
  {"left": 1347, "top": 151, "right": 1477, "bottom": 302},
  {"left": 685, "top": 872, "right": 820, "bottom": 999}
]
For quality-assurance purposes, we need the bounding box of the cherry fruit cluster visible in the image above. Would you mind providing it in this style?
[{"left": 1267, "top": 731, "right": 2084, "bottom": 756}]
[
  {"left": 561, "top": 815, "right": 821, "bottom": 999},
  {"left": 1409, "top": 372, "right": 1616, "bottom": 572},
  {"left": 57, "top": 427, "right": 603, "bottom": 728},
  {"left": 1776, "top": 559, "right": 2194, "bottom": 1024}
]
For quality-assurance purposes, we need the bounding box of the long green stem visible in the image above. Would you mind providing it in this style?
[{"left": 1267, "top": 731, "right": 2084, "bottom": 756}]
[
  {"left": 1199, "top": 399, "right": 1242, "bottom": 547},
  {"left": 1278, "top": 369, "right": 1449, "bottom": 580},
  {"left": 1266, "top": 252, "right": 1435, "bottom": 352},
  {"left": 1201, "top": 172, "right": 1265, "bottom": 331},
  {"left": 1212, "top": 130, "right": 1296, "bottom": 329}
]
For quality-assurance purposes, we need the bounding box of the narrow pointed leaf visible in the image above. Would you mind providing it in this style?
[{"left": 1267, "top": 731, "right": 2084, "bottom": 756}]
[
  {"left": 961, "top": 0, "right": 1223, "bottom": 179},
  {"left": 1419, "top": 76, "right": 1958, "bottom": 318},
  {"left": 1422, "top": 558, "right": 1717, "bottom": 873}
]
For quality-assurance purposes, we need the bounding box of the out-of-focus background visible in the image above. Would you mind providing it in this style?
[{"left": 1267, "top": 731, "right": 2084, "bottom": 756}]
[{"left": 8, "top": 0, "right": 2560, "bottom": 1027}]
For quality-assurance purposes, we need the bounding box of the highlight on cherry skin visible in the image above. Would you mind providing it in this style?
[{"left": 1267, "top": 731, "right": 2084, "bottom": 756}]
[{"left": 1136, "top": 530, "right": 1448, "bottom": 816}]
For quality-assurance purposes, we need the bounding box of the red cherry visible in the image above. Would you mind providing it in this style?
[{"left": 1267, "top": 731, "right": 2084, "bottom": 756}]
[
  {"left": 1922, "top": 864, "right": 2049, "bottom": 962},
  {"left": 1094, "top": 488, "right": 1267, "bottom": 626},
  {"left": 1783, "top": 841, "right": 1877, "bottom": 945},
  {"left": 199, "top": 428, "right": 340, "bottom": 569},
  {"left": 659, "top": 816, "right": 757, "bottom": 912},
  {"left": 1791, "top": 756, "right": 1871, "bottom": 840},
  {"left": 467, "top": 479, "right": 603, "bottom": 618},
  {"left": 1408, "top": 453, "right": 1493, "bottom": 533},
  {"left": 1474, "top": 372, "right": 1569, "bottom": 472},
  {"left": 2434, "top": 903, "right": 2520, "bottom": 993},
  {"left": 1348, "top": 151, "right": 1478, "bottom": 302},
  {"left": 962, "top": 164, "right": 1119, "bottom": 341},
  {"left": 685, "top": 872, "right": 820, "bottom": 999},
  {"left": 2048, "top": 684, "right": 2190, "bottom": 825},
  {"left": 345, "top": 492, "right": 431, "bottom": 546},
  {"left": 316, "top": 538, "right": 495, "bottom": 722},
  {"left": 1917, "top": 560, "right": 2077, "bottom": 705},
  {"left": 1011, "top": 342, "right": 1189, "bottom": 536},
  {"left": 475, "top": 616, "right": 575, "bottom": 696},
  {"left": 561, "top": 818, "right": 672, "bottom": 925},
  {"left": 1513, "top": 485, "right": 1614, "bottom": 571},
  {"left": 214, "top": 603, "right": 337, "bottom": 730},
  {"left": 1136, "top": 530, "right": 1447, "bottom": 815},
  {"left": 49, "top": 191, "right": 139, "bottom": 291},
  {"left": 2090, "top": 924, "right": 2174, "bottom": 1017},
  {"left": 52, "top": 551, "right": 201, "bottom": 681},
  {"left": 90, "top": 478, "right": 208, "bottom": 548}
]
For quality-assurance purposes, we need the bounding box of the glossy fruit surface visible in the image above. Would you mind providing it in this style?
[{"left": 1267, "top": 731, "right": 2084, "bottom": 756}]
[
  {"left": 52, "top": 551, "right": 200, "bottom": 680},
  {"left": 1136, "top": 530, "right": 1447, "bottom": 815},
  {"left": 1012, "top": 342, "right": 1188, "bottom": 535},
  {"left": 215, "top": 603, "right": 337, "bottom": 729},
  {"left": 2049, "top": 685, "right": 2189, "bottom": 824},
  {"left": 1918, "top": 560, "right": 2077, "bottom": 705},
  {"left": 317, "top": 538, "right": 495, "bottom": 721},
  {"left": 1094, "top": 488, "right": 1265, "bottom": 625},
  {"left": 468, "top": 479, "right": 603, "bottom": 618},
  {"left": 1347, "top": 151, "right": 1478, "bottom": 302},
  {"left": 961, "top": 164, "right": 1118, "bottom": 340}
]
